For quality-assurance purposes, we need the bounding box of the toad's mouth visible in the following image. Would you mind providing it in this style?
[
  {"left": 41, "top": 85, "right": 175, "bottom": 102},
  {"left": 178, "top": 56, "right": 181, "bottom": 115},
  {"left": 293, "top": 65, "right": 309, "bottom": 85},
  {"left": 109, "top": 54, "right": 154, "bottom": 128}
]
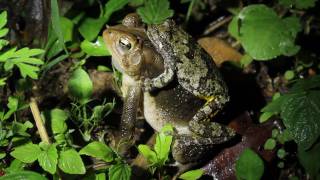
[{"left": 112, "top": 57, "right": 140, "bottom": 77}]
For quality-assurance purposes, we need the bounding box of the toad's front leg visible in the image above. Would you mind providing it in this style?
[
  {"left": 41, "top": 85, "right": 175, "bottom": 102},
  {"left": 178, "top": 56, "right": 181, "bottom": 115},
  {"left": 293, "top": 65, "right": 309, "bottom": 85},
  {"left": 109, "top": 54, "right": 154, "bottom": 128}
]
[{"left": 118, "top": 85, "right": 142, "bottom": 153}]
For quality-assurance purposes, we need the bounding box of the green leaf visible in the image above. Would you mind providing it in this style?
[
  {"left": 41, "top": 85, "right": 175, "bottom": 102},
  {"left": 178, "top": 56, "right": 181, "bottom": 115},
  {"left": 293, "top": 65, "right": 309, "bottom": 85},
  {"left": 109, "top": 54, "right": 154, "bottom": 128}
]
[
  {"left": 50, "top": 0, "right": 66, "bottom": 52},
  {"left": 277, "top": 148, "right": 286, "bottom": 159},
  {"left": 240, "top": 54, "right": 253, "bottom": 67},
  {"left": 0, "top": 151, "right": 5, "bottom": 159},
  {"left": 38, "top": 144, "right": 58, "bottom": 174},
  {"left": 0, "top": 77, "right": 6, "bottom": 86},
  {"left": 0, "top": 171, "right": 47, "bottom": 180},
  {"left": 79, "top": 141, "right": 114, "bottom": 162},
  {"left": 235, "top": 148, "right": 264, "bottom": 180},
  {"left": 68, "top": 68, "right": 93, "bottom": 104},
  {"left": 259, "top": 111, "right": 274, "bottom": 123},
  {"left": 58, "top": 149, "right": 86, "bottom": 174},
  {"left": 78, "top": 0, "right": 129, "bottom": 41},
  {"left": 284, "top": 70, "right": 295, "bottom": 80},
  {"left": 0, "top": 39, "right": 9, "bottom": 50},
  {"left": 97, "top": 65, "right": 112, "bottom": 72},
  {"left": 3, "top": 96, "right": 19, "bottom": 120},
  {"left": 264, "top": 138, "right": 276, "bottom": 150},
  {"left": 5, "top": 159, "right": 25, "bottom": 174},
  {"left": 10, "top": 143, "right": 41, "bottom": 163},
  {"left": 16, "top": 63, "right": 40, "bottom": 79},
  {"left": 154, "top": 124, "right": 173, "bottom": 165},
  {"left": 49, "top": 108, "right": 69, "bottom": 134},
  {"left": 108, "top": 163, "right": 131, "bottom": 180},
  {"left": 138, "top": 145, "right": 157, "bottom": 164},
  {"left": 179, "top": 169, "right": 204, "bottom": 180},
  {"left": 280, "top": 91, "right": 320, "bottom": 149},
  {"left": 137, "top": 0, "right": 174, "bottom": 24},
  {"left": 298, "top": 142, "right": 320, "bottom": 179},
  {"left": 0, "top": 28, "right": 8, "bottom": 38},
  {"left": 295, "top": 0, "right": 317, "bottom": 9},
  {"left": 0, "top": 11, "right": 7, "bottom": 29},
  {"left": 290, "top": 75, "right": 320, "bottom": 92},
  {"left": 229, "top": 5, "right": 301, "bottom": 60},
  {"left": 60, "top": 17, "right": 74, "bottom": 42},
  {"left": 80, "top": 36, "right": 110, "bottom": 56}
]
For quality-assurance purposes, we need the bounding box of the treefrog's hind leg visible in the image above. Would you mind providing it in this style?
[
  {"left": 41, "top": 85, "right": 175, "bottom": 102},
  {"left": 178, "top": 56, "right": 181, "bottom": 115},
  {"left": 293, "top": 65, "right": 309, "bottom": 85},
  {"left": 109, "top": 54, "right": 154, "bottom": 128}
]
[{"left": 189, "top": 95, "right": 235, "bottom": 140}]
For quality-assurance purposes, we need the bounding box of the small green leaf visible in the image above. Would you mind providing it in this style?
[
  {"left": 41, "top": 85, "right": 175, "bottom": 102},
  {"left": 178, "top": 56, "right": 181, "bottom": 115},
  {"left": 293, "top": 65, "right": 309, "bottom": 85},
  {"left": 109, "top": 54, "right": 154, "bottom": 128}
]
[
  {"left": 79, "top": 141, "right": 114, "bottom": 162},
  {"left": 108, "top": 163, "right": 131, "bottom": 180},
  {"left": 80, "top": 36, "right": 110, "bottom": 56},
  {"left": 10, "top": 143, "right": 41, "bottom": 163},
  {"left": 3, "top": 96, "right": 19, "bottom": 120},
  {"left": 137, "top": 0, "right": 174, "bottom": 24},
  {"left": 0, "top": 152, "right": 5, "bottom": 159},
  {"left": 5, "top": 159, "right": 25, "bottom": 174},
  {"left": 78, "top": 0, "right": 129, "bottom": 41},
  {"left": 240, "top": 54, "right": 253, "bottom": 67},
  {"left": 284, "top": 70, "right": 295, "bottom": 80},
  {"left": 0, "top": 171, "right": 47, "bottom": 180},
  {"left": 68, "top": 68, "right": 93, "bottom": 104},
  {"left": 0, "top": 28, "right": 8, "bottom": 38},
  {"left": 60, "top": 17, "right": 74, "bottom": 42},
  {"left": 277, "top": 148, "right": 286, "bottom": 159},
  {"left": 97, "top": 65, "right": 112, "bottom": 72},
  {"left": 38, "top": 144, "right": 58, "bottom": 174},
  {"left": 49, "top": 108, "right": 69, "bottom": 134},
  {"left": 58, "top": 149, "right": 86, "bottom": 174},
  {"left": 279, "top": 0, "right": 318, "bottom": 9},
  {"left": 0, "top": 77, "right": 6, "bottom": 86},
  {"left": 264, "top": 138, "right": 276, "bottom": 150},
  {"left": 179, "top": 169, "right": 204, "bottom": 180},
  {"left": 154, "top": 124, "right": 173, "bottom": 165},
  {"left": 259, "top": 112, "right": 274, "bottom": 123},
  {"left": 0, "top": 11, "right": 7, "bottom": 29},
  {"left": 137, "top": 145, "right": 157, "bottom": 164},
  {"left": 235, "top": 148, "right": 264, "bottom": 180}
]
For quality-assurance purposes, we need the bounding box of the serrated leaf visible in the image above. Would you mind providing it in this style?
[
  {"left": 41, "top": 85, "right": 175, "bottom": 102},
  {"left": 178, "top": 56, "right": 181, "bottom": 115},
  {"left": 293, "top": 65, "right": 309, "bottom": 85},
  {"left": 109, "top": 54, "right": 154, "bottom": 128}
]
[
  {"left": 154, "top": 124, "right": 173, "bottom": 165},
  {"left": 229, "top": 4, "right": 301, "bottom": 60},
  {"left": 14, "top": 48, "right": 44, "bottom": 58},
  {"left": 68, "top": 68, "right": 93, "bottom": 104},
  {"left": 108, "top": 163, "right": 131, "bottom": 180},
  {"left": 0, "top": 171, "right": 47, "bottom": 180},
  {"left": 79, "top": 141, "right": 114, "bottom": 162},
  {"left": 138, "top": 145, "right": 157, "bottom": 164},
  {"left": 80, "top": 36, "right": 110, "bottom": 56},
  {"left": 10, "top": 143, "right": 41, "bottom": 163},
  {"left": 235, "top": 148, "right": 264, "bottom": 180},
  {"left": 280, "top": 91, "right": 320, "bottom": 149},
  {"left": 16, "top": 63, "right": 39, "bottom": 79},
  {"left": 38, "top": 144, "right": 58, "bottom": 174},
  {"left": 137, "top": 0, "right": 174, "bottom": 24},
  {"left": 58, "top": 149, "right": 86, "bottom": 174},
  {"left": 179, "top": 169, "right": 204, "bottom": 180},
  {"left": 49, "top": 108, "right": 68, "bottom": 134}
]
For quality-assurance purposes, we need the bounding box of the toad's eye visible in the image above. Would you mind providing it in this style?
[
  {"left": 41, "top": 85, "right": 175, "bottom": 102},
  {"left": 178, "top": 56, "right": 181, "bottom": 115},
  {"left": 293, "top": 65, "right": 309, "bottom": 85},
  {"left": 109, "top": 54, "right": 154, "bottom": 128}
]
[{"left": 118, "top": 37, "right": 132, "bottom": 52}]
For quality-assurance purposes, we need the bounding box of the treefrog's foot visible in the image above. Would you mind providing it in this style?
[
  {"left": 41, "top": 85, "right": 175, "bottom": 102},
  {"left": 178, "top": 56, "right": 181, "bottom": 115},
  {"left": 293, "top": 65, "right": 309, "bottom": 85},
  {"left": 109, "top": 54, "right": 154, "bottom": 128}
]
[{"left": 189, "top": 120, "right": 235, "bottom": 139}]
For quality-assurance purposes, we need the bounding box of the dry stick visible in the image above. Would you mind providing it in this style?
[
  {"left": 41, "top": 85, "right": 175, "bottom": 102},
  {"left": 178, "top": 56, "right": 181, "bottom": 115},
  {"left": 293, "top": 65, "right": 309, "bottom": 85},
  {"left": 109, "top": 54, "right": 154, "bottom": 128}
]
[{"left": 30, "top": 98, "right": 50, "bottom": 144}]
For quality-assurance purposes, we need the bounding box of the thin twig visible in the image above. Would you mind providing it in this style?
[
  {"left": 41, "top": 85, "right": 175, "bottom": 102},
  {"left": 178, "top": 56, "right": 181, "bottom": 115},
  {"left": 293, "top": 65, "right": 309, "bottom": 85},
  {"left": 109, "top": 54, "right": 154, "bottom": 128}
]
[{"left": 30, "top": 98, "right": 50, "bottom": 144}]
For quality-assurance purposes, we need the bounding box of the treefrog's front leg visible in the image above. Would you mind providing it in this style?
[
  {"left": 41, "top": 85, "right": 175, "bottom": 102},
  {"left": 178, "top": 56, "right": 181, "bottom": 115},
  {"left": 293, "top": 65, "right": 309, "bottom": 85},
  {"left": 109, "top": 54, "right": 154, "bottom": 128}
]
[
  {"left": 143, "top": 24, "right": 176, "bottom": 92},
  {"left": 118, "top": 85, "right": 142, "bottom": 152}
]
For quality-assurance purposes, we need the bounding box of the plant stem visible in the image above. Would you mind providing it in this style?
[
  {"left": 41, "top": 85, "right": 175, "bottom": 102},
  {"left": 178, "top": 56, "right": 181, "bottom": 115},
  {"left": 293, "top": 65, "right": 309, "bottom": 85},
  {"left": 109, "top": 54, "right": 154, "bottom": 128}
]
[{"left": 30, "top": 98, "right": 50, "bottom": 144}]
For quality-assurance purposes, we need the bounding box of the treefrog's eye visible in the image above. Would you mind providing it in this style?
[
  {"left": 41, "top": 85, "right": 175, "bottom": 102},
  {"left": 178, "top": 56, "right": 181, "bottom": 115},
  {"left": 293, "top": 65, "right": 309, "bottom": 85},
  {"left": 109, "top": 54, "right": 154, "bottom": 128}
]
[{"left": 118, "top": 37, "right": 132, "bottom": 52}]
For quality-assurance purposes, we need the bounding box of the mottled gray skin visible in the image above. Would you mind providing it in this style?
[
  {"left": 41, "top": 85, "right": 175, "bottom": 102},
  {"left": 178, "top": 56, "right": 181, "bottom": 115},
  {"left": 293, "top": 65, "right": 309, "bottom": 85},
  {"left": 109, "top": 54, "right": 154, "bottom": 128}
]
[
  {"left": 145, "top": 20, "right": 234, "bottom": 152},
  {"left": 103, "top": 15, "right": 235, "bottom": 165}
]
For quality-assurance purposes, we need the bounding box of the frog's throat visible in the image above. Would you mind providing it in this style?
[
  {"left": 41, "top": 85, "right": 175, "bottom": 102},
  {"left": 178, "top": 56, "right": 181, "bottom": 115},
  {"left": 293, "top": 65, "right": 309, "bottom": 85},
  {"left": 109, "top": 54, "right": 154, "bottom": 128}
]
[{"left": 112, "top": 57, "right": 125, "bottom": 73}]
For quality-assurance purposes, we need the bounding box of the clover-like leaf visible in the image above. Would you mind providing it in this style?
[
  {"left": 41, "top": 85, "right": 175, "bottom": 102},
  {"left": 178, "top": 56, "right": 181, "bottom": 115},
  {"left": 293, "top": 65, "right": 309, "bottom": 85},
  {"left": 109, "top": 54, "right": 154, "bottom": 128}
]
[{"left": 137, "top": 0, "right": 174, "bottom": 24}]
